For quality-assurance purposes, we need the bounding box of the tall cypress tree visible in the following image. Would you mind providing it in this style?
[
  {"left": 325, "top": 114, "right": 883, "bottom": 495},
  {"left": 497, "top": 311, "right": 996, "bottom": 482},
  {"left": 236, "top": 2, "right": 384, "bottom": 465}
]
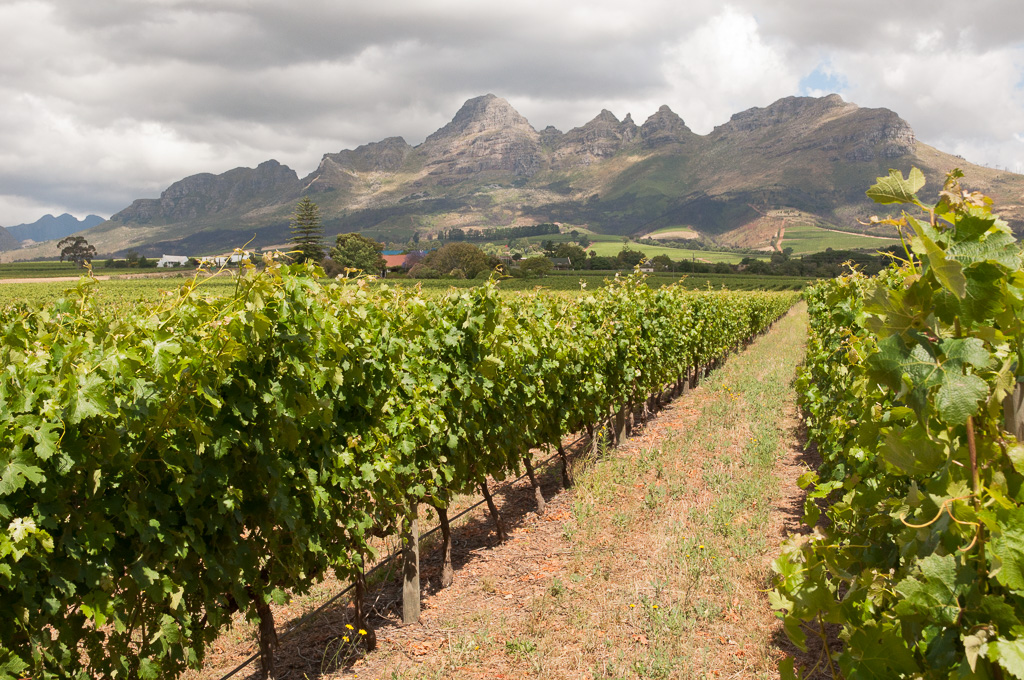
[{"left": 289, "top": 197, "right": 324, "bottom": 264}]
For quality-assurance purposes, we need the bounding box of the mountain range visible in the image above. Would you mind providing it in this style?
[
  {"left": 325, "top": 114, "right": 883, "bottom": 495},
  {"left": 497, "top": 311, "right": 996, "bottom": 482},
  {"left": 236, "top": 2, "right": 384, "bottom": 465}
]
[
  {"left": 1, "top": 213, "right": 106, "bottom": 249},
  {"left": 12, "top": 94, "right": 1024, "bottom": 258}
]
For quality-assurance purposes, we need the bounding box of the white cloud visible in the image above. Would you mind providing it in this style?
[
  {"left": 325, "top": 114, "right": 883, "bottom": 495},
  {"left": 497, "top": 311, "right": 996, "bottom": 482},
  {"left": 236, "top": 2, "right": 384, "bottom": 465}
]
[
  {"left": 822, "top": 40, "right": 1024, "bottom": 172},
  {"left": 1, "top": 0, "right": 1023, "bottom": 225},
  {"left": 661, "top": 6, "right": 803, "bottom": 133}
]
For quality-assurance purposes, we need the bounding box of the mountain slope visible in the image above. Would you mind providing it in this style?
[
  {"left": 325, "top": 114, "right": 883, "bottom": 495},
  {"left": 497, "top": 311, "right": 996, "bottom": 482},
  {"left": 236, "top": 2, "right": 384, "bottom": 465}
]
[{"left": 22, "top": 94, "right": 1024, "bottom": 258}]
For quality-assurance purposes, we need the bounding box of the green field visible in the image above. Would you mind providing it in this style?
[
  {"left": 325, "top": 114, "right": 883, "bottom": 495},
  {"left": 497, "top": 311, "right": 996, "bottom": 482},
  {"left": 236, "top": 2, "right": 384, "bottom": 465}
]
[
  {"left": 0, "top": 261, "right": 109, "bottom": 278},
  {"left": 515, "top": 231, "right": 758, "bottom": 264},
  {"left": 0, "top": 269, "right": 813, "bottom": 306},
  {"left": 0, "top": 273, "right": 239, "bottom": 306},
  {"left": 580, "top": 240, "right": 755, "bottom": 263},
  {"left": 780, "top": 224, "right": 899, "bottom": 255}
]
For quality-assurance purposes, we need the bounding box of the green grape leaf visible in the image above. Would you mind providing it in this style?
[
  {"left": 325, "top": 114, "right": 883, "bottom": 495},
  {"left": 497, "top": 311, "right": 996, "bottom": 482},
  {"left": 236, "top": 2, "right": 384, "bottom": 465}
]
[
  {"left": 138, "top": 657, "right": 160, "bottom": 680},
  {"left": 893, "top": 553, "right": 963, "bottom": 626},
  {"left": 990, "top": 637, "right": 1024, "bottom": 679},
  {"left": 1007, "top": 444, "right": 1024, "bottom": 476},
  {"left": 980, "top": 595, "right": 1021, "bottom": 634},
  {"left": 0, "top": 654, "right": 30, "bottom": 679},
  {"left": 940, "top": 337, "right": 993, "bottom": 370},
  {"left": 909, "top": 220, "right": 967, "bottom": 298},
  {"left": 934, "top": 371, "right": 988, "bottom": 426},
  {"left": 845, "top": 624, "right": 921, "bottom": 675},
  {"left": 866, "top": 167, "right": 926, "bottom": 205},
  {"left": 990, "top": 509, "right": 1024, "bottom": 594},
  {"left": 779, "top": 656, "right": 801, "bottom": 680},
  {"left": 882, "top": 424, "right": 945, "bottom": 475},
  {"left": 0, "top": 456, "right": 45, "bottom": 496},
  {"left": 68, "top": 371, "right": 112, "bottom": 423}
]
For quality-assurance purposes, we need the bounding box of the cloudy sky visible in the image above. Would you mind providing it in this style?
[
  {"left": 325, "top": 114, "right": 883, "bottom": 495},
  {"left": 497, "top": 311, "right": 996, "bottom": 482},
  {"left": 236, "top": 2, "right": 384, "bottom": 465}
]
[{"left": 1, "top": 0, "right": 1022, "bottom": 226}]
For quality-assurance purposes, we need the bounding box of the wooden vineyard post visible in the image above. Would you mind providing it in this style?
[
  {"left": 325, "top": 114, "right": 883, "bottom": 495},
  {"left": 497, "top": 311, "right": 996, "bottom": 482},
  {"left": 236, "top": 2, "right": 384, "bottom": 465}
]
[
  {"left": 523, "top": 455, "right": 546, "bottom": 515},
  {"left": 480, "top": 480, "right": 508, "bottom": 542},
  {"left": 613, "top": 406, "right": 627, "bottom": 446},
  {"left": 255, "top": 594, "right": 278, "bottom": 679},
  {"left": 436, "top": 504, "right": 454, "bottom": 588},
  {"left": 402, "top": 508, "right": 420, "bottom": 624},
  {"left": 1005, "top": 382, "right": 1024, "bottom": 440}
]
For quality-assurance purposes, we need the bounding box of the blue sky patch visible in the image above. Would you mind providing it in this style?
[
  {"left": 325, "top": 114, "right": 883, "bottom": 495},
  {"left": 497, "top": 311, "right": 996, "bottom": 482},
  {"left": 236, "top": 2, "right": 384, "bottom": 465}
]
[{"left": 800, "top": 65, "right": 848, "bottom": 95}]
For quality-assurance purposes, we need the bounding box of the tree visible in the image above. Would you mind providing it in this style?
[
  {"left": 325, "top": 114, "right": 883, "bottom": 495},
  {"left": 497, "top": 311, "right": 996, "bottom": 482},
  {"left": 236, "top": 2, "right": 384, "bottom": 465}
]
[
  {"left": 553, "top": 243, "right": 587, "bottom": 268},
  {"left": 649, "top": 254, "right": 674, "bottom": 272},
  {"left": 616, "top": 247, "right": 646, "bottom": 267},
  {"left": 421, "top": 242, "right": 492, "bottom": 279},
  {"left": 58, "top": 236, "right": 96, "bottom": 267},
  {"left": 407, "top": 262, "right": 440, "bottom": 279},
  {"left": 290, "top": 197, "right": 324, "bottom": 264},
  {"left": 330, "top": 233, "right": 386, "bottom": 276},
  {"left": 519, "top": 256, "right": 553, "bottom": 277}
]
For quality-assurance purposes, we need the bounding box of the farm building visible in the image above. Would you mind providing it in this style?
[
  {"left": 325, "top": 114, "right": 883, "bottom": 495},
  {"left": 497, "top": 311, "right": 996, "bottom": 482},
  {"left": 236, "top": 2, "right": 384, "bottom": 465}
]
[{"left": 157, "top": 254, "right": 190, "bottom": 267}]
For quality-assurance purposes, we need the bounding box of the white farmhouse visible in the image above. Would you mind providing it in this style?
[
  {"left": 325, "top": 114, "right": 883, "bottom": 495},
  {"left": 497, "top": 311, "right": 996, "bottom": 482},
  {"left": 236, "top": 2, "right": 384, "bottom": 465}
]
[
  {"left": 210, "top": 252, "right": 252, "bottom": 266},
  {"left": 157, "top": 254, "right": 190, "bottom": 268}
]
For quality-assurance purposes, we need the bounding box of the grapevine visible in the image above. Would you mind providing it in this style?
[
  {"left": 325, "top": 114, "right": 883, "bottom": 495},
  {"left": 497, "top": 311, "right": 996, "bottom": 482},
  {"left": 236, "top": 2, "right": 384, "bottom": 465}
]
[
  {"left": 0, "top": 262, "right": 793, "bottom": 678},
  {"left": 773, "top": 169, "right": 1024, "bottom": 678}
]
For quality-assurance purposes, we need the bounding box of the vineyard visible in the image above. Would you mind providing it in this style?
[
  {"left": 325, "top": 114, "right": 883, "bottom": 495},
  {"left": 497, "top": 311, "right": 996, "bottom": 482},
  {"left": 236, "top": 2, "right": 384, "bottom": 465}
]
[
  {"left": 0, "top": 264, "right": 794, "bottom": 679},
  {"left": 773, "top": 170, "right": 1024, "bottom": 677}
]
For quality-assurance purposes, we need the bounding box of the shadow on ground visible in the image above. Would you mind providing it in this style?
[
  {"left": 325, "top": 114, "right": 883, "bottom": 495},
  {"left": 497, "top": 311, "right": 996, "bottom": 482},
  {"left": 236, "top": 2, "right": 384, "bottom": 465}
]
[
  {"left": 767, "top": 417, "right": 843, "bottom": 680},
  {"left": 226, "top": 426, "right": 607, "bottom": 680}
]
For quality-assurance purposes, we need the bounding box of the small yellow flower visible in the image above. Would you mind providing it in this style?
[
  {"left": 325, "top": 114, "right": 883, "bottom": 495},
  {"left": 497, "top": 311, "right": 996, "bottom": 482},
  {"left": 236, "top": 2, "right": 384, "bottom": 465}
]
[
  {"left": 359, "top": 629, "right": 367, "bottom": 636},
  {"left": 699, "top": 544, "right": 705, "bottom": 549},
  {"left": 629, "top": 603, "right": 636, "bottom": 608},
  {"left": 653, "top": 605, "right": 659, "bottom": 610},
  {"left": 345, "top": 624, "right": 354, "bottom": 630},
  {"left": 343, "top": 636, "right": 350, "bottom": 642}
]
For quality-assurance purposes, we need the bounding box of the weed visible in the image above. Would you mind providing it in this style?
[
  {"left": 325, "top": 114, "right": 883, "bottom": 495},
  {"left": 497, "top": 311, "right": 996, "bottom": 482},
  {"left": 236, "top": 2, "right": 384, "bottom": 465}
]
[
  {"left": 504, "top": 637, "right": 537, "bottom": 657},
  {"left": 611, "top": 511, "right": 631, "bottom": 529}
]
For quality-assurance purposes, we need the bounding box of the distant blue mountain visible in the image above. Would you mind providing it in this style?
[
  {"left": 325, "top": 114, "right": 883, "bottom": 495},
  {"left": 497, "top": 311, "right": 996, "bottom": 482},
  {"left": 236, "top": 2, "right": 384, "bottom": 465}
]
[
  {"left": 0, "top": 226, "right": 17, "bottom": 251},
  {"left": 6, "top": 213, "right": 106, "bottom": 244}
]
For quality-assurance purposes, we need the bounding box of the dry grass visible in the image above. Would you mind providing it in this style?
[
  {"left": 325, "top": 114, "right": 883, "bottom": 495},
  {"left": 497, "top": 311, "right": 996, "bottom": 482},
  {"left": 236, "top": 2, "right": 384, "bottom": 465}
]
[{"left": 191, "top": 303, "right": 818, "bottom": 680}]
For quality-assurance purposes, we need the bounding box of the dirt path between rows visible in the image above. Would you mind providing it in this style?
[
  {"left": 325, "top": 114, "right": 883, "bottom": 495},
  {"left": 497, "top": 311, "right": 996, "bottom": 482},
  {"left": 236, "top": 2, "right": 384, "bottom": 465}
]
[{"left": 195, "top": 304, "right": 818, "bottom": 680}]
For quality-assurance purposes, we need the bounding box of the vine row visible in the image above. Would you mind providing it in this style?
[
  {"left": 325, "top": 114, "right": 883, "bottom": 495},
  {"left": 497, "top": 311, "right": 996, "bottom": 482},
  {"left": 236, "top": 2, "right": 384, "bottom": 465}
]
[
  {"left": 0, "top": 267, "right": 793, "bottom": 678},
  {"left": 773, "top": 169, "right": 1024, "bottom": 678}
]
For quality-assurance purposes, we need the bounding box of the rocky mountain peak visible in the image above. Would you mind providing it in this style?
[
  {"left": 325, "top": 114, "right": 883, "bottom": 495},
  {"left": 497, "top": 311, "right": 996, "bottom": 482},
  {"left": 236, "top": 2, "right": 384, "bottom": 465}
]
[
  {"left": 320, "top": 137, "right": 412, "bottom": 174},
  {"left": 640, "top": 105, "right": 693, "bottom": 147},
  {"left": 424, "top": 94, "right": 535, "bottom": 144},
  {"left": 716, "top": 95, "right": 857, "bottom": 135},
  {"left": 713, "top": 94, "right": 915, "bottom": 162},
  {"left": 419, "top": 94, "right": 542, "bottom": 178},
  {"left": 111, "top": 161, "right": 300, "bottom": 224},
  {"left": 549, "top": 108, "right": 639, "bottom": 168}
]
